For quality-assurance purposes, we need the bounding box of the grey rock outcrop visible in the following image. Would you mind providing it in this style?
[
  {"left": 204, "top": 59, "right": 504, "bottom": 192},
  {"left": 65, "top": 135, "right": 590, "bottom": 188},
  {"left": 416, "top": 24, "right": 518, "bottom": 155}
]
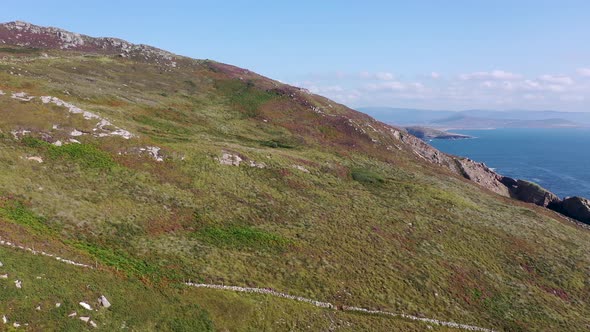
[
  {"left": 0, "top": 21, "right": 178, "bottom": 67},
  {"left": 510, "top": 179, "right": 560, "bottom": 207},
  {"left": 558, "top": 197, "right": 590, "bottom": 224}
]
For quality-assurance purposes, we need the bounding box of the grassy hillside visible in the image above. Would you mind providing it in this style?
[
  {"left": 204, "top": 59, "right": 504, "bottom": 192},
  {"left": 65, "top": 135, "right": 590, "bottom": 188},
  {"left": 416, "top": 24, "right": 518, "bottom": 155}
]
[{"left": 0, "top": 44, "right": 589, "bottom": 331}]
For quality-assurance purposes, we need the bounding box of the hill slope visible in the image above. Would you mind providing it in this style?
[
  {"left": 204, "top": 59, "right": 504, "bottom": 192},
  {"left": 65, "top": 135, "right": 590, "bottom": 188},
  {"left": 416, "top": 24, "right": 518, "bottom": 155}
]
[{"left": 0, "top": 22, "right": 589, "bottom": 331}]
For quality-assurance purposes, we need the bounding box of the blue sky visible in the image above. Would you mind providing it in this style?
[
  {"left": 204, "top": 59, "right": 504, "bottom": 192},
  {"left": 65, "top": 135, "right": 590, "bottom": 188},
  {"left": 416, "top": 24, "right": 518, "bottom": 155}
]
[{"left": 2, "top": 1, "right": 590, "bottom": 111}]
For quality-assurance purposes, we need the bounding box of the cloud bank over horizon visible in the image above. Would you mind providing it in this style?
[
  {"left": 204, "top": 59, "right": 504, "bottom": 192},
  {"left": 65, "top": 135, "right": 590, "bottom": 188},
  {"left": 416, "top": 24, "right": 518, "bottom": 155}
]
[{"left": 290, "top": 68, "right": 590, "bottom": 112}]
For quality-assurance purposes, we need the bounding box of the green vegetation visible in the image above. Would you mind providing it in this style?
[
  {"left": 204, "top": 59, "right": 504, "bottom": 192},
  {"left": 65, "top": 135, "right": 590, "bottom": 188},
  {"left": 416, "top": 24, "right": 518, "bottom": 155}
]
[
  {"left": 73, "top": 242, "right": 159, "bottom": 278},
  {"left": 19, "top": 137, "right": 115, "bottom": 170},
  {"left": 194, "top": 225, "right": 290, "bottom": 251},
  {"left": 48, "top": 143, "right": 116, "bottom": 170},
  {"left": 351, "top": 168, "right": 385, "bottom": 184},
  {"left": 215, "top": 79, "right": 278, "bottom": 118},
  {"left": 0, "top": 46, "right": 40, "bottom": 54},
  {"left": 260, "top": 139, "right": 296, "bottom": 149},
  {"left": 0, "top": 200, "right": 53, "bottom": 234}
]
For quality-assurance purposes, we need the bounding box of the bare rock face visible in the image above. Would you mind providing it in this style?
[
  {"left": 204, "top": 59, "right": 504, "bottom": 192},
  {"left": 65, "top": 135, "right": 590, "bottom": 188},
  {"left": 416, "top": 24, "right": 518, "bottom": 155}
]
[
  {"left": 510, "top": 180, "right": 561, "bottom": 207},
  {"left": 559, "top": 197, "right": 590, "bottom": 224},
  {"left": 454, "top": 158, "right": 511, "bottom": 197}
]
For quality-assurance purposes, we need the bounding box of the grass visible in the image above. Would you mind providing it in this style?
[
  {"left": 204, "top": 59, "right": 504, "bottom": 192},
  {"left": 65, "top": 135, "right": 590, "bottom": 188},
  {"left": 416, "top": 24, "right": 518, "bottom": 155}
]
[
  {"left": 193, "top": 225, "right": 290, "bottom": 251},
  {"left": 48, "top": 143, "right": 116, "bottom": 170},
  {"left": 0, "top": 200, "right": 54, "bottom": 234},
  {"left": 73, "top": 242, "right": 160, "bottom": 279},
  {"left": 351, "top": 168, "right": 385, "bottom": 184},
  {"left": 215, "top": 79, "right": 278, "bottom": 118},
  {"left": 0, "top": 49, "right": 588, "bottom": 331},
  {"left": 260, "top": 139, "right": 296, "bottom": 149},
  {"left": 0, "top": 46, "right": 40, "bottom": 54},
  {"left": 20, "top": 137, "right": 116, "bottom": 170}
]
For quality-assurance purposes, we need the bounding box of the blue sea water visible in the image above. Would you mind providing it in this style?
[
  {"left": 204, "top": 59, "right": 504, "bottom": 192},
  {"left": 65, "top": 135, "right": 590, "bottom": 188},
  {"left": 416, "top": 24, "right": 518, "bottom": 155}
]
[{"left": 429, "top": 128, "right": 590, "bottom": 199}]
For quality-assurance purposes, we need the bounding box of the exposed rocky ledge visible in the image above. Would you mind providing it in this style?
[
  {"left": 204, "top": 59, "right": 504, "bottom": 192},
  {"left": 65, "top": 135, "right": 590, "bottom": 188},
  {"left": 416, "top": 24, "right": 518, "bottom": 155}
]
[
  {"left": 0, "top": 21, "right": 178, "bottom": 67},
  {"left": 555, "top": 197, "right": 590, "bottom": 224},
  {"left": 394, "top": 129, "right": 510, "bottom": 197},
  {"left": 501, "top": 178, "right": 560, "bottom": 208}
]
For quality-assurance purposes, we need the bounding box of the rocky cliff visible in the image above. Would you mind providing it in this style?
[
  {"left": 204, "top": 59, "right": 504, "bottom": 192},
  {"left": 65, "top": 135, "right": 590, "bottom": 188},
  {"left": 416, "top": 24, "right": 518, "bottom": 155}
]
[{"left": 557, "top": 197, "right": 590, "bottom": 224}]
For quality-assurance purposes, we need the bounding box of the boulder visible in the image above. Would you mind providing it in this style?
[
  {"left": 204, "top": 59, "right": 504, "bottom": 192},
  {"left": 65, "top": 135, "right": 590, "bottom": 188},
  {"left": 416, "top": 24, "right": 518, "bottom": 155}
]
[
  {"left": 79, "top": 302, "right": 93, "bottom": 311},
  {"left": 98, "top": 295, "right": 111, "bottom": 308},
  {"left": 559, "top": 197, "right": 590, "bottom": 224}
]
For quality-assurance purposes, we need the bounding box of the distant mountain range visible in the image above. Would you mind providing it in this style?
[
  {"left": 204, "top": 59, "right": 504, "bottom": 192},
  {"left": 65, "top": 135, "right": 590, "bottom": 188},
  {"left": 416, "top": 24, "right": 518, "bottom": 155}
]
[{"left": 358, "top": 107, "right": 590, "bottom": 129}]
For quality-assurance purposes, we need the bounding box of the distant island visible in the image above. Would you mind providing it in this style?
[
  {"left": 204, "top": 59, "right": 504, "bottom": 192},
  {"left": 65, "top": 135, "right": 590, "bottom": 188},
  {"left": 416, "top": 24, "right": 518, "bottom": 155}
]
[
  {"left": 358, "top": 107, "right": 590, "bottom": 129},
  {"left": 404, "top": 126, "right": 473, "bottom": 140}
]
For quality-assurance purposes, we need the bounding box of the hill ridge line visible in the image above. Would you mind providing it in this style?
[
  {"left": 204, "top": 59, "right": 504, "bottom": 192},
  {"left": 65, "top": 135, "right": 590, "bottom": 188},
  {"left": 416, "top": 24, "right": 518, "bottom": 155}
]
[{"left": 185, "top": 282, "right": 496, "bottom": 332}]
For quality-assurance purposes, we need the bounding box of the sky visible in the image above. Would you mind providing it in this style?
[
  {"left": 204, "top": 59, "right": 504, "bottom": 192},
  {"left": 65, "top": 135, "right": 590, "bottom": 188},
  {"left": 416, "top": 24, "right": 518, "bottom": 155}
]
[{"left": 2, "top": 0, "right": 590, "bottom": 111}]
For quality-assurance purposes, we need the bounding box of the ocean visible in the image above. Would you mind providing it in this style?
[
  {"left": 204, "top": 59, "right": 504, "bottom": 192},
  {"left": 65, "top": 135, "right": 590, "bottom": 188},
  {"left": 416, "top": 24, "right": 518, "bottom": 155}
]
[{"left": 429, "top": 128, "right": 590, "bottom": 199}]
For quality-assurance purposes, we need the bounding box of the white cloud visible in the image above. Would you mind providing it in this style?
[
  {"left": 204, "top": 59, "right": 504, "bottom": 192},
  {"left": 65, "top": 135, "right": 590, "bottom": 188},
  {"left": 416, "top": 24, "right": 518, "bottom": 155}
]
[
  {"left": 291, "top": 68, "right": 590, "bottom": 111},
  {"left": 364, "top": 81, "right": 406, "bottom": 92},
  {"left": 359, "top": 71, "right": 395, "bottom": 80},
  {"left": 375, "top": 72, "right": 395, "bottom": 81},
  {"left": 460, "top": 70, "right": 522, "bottom": 81},
  {"left": 538, "top": 74, "right": 574, "bottom": 85}
]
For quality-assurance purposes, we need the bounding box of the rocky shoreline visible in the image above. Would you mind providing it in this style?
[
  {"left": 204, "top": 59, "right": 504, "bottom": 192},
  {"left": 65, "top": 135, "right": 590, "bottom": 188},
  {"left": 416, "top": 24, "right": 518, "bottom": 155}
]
[
  {"left": 501, "top": 177, "right": 590, "bottom": 224},
  {"left": 394, "top": 128, "right": 590, "bottom": 226}
]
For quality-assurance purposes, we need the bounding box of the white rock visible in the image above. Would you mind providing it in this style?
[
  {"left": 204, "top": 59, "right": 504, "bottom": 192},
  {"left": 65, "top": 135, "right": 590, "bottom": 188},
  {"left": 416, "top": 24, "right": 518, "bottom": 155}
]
[
  {"left": 292, "top": 165, "right": 310, "bottom": 173},
  {"left": 11, "top": 129, "right": 31, "bottom": 139},
  {"left": 27, "top": 156, "right": 43, "bottom": 163},
  {"left": 98, "top": 295, "right": 111, "bottom": 308},
  {"left": 80, "top": 316, "right": 90, "bottom": 323},
  {"left": 70, "top": 129, "right": 84, "bottom": 137},
  {"left": 55, "top": 303, "right": 61, "bottom": 308},
  {"left": 248, "top": 160, "right": 266, "bottom": 168},
  {"left": 68, "top": 139, "right": 81, "bottom": 144},
  {"left": 90, "top": 320, "right": 97, "bottom": 328},
  {"left": 35, "top": 305, "right": 41, "bottom": 311},
  {"left": 11, "top": 92, "right": 33, "bottom": 101},
  {"left": 218, "top": 152, "right": 242, "bottom": 166},
  {"left": 14, "top": 280, "right": 22, "bottom": 288},
  {"left": 79, "top": 302, "right": 93, "bottom": 310},
  {"left": 2, "top": 315, "right": 6, "bottom": 324},
  {"left": 68, "top": 312, "right": 77, "bottom": 317},
  {"left": 13, "top": 322, "right": 20, "bottom": 328},
  {"left": 145, "top": 146, "right": 163, "bottom": 162},
  {"left": 0, "top": 274, "right": 8, "bottom": 279},
  {"left": 0, "top": 261, "right": 3, "bottom": 267},
  {"left": 53, "top": 140, "right": 63, "bottom": 147}
]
